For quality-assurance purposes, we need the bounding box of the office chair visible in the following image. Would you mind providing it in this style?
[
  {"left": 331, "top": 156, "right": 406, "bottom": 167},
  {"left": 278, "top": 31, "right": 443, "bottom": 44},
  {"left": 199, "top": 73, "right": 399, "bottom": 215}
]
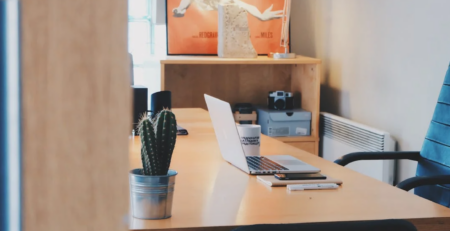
[
  {"left": 335, "top": 64, "right": 450, "bottom": 207},
  {"left": 232, "top": 220, "right": 417, "bottom": 231}
]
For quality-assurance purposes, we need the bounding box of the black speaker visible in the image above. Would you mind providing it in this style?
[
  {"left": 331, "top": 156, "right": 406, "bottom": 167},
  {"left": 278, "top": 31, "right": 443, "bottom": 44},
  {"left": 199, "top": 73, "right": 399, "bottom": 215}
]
[
  {"left": 150, "top": 91, "right": 171, "bottom": 118},
  {"left": 132, "top": 85, "right": 148, "bottom": 130}
]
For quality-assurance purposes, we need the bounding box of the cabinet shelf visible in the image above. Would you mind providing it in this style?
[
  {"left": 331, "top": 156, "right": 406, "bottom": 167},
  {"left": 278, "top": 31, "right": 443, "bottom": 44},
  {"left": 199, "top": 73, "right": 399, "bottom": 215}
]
[{"left": 160, "top": 55, "right": 321, "bottom": 65}]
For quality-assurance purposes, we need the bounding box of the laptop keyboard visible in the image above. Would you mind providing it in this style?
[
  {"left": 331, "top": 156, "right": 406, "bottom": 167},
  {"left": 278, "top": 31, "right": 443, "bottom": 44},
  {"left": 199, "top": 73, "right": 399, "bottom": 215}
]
[{"left": 246, "top": 156, "right": 289, "bottom": 172}]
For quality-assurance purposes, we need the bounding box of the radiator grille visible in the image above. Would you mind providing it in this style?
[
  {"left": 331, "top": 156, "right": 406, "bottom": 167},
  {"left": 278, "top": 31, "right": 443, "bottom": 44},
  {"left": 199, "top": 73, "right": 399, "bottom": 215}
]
[{"left": 320, "top": 113, "right": 386, "bottom": 152}]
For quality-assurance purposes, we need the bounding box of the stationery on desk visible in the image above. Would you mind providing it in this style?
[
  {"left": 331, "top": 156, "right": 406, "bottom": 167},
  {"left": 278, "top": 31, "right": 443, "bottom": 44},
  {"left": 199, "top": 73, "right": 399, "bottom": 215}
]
[
  {"left": 287, "top": 183, "right": 339, "bottom": 191},
  {"left": 257, "top": 175, "right": 343, "bottom": 187}
]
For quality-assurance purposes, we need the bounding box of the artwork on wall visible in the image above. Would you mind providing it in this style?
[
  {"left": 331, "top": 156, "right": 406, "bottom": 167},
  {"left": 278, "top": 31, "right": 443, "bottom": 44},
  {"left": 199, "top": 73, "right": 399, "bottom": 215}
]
[
  {"left": 217, "top": 4, "right": 257, "bottom": 58},
  {"left": 166, "top": 0, "right": 289, "bottom": 55}
]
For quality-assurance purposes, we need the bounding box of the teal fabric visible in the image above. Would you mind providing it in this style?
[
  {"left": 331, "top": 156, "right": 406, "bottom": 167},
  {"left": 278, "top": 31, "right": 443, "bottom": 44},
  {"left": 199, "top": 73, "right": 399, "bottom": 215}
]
[
  {"left": 417, "top": 64, "right": 450, "bottom": 206},
  {"left": 420, "top": 139, "right": 450, "bottom": 167},
  {"left": 432, "top": 103, "right": 450, "bottom": 126},
  {"left": 416, "top": 158, "right": 450, "bottom": 206},
  {"left": 438, "top": 85, "right": 450, "bottom": 105},
  {"left": 425, "top": 121, "right": 450, "bottom": 147},
  {"left": 445, "top": 68, "right": 450, "bottom": 85}
]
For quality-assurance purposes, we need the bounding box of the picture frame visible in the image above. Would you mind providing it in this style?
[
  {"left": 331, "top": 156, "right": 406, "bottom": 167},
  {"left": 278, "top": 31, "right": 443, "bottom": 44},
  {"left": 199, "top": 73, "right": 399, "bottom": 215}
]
[{"left": 166, "top": 0, "right": 290, "bottom": 55}]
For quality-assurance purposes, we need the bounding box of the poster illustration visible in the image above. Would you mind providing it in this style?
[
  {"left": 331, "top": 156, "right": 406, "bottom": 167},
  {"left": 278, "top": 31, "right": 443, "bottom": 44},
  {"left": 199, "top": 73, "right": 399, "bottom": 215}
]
[{"left": 166, "top": 0, "right": 289, "bottom": 55}]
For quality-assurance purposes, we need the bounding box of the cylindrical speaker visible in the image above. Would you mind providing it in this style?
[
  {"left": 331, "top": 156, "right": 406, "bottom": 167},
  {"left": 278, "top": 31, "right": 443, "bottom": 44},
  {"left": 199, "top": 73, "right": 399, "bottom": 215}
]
[
  {"left": 132, "top": 86, "right": 148, "bottom": 130},
  {"left": 151, "top": 91, "right": 172, "bottom": 118}
]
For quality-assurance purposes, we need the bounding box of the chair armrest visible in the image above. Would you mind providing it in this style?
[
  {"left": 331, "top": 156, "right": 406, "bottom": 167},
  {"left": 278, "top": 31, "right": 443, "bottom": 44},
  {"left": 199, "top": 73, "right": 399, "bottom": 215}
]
[
  {"left": 396, "top": 175, "right": 450, "bottom": 191},
  {"left": 334, "top": 151, "right": 421, "bottom": 166}
]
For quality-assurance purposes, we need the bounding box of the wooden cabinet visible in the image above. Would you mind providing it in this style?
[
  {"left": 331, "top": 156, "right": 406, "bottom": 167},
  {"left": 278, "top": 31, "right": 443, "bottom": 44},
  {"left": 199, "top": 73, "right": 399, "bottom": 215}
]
[{"left": 160, "top": 56, "right": 321, "bottom": 155}]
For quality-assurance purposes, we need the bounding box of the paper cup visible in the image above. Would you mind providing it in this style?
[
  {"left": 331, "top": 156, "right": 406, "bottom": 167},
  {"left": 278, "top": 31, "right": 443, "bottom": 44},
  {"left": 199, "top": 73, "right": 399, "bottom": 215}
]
[{"left": 236, "top": 124, "right": 261, "bottom": 156}]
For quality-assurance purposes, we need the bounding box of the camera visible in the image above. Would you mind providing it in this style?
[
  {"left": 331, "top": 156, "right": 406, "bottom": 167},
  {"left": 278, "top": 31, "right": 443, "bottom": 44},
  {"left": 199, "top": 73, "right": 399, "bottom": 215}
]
[{"left": 268, "top": 91, "right": 294, "bottom": 110}]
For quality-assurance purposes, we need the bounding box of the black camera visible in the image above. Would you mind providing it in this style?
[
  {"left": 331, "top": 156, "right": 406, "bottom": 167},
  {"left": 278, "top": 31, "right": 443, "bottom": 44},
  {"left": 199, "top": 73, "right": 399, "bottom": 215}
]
[{"left": 268, "top": 91, "right": 294, "bottom": 110}]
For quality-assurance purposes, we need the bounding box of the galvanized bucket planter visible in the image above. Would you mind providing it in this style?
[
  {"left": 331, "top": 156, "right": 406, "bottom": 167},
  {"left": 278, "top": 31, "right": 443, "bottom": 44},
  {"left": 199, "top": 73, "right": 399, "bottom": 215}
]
[{"left": 129, "top": 169, "right": 178, "bottom": 219}]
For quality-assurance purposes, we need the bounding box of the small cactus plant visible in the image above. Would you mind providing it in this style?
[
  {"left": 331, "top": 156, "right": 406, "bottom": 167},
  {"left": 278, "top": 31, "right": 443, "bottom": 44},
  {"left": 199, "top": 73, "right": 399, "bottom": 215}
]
[{"left": 138, "top": 109, "right": 177, "bottom": 176}]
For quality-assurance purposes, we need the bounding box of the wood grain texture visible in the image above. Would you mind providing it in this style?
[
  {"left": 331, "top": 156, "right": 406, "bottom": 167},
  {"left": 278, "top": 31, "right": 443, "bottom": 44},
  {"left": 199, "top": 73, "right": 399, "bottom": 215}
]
[
  {"left": 408, "top": 218, "right": 450, "bottom": 231},
  {"left": 161, "top": 63, "right": 166, "bottom": 90},
  {"left": 291, "top": 64, "right": 321, "bottom": 141},
  {"left": 129, "top": 109, "right": 450, "bottom": 231},
  {"left": 165, "top": 64, "right": 292, "bottom": 109},
  {"left": 21, "top": 0, "right": 130, "bottom": 231},
  {"left": 286, "top": 141, "right": 316, "bottom": 154},
  {"left": 274, "top": 136, "right": 317, "bottom": 142},
  {"left": 160, "top": 55, "right": 321, "bottom": 65}
]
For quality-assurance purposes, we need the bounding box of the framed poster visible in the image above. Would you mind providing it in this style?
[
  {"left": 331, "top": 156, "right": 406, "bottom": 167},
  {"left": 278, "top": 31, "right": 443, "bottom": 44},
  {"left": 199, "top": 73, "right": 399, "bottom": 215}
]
[{"left": 166, "top": 0, "right": 289, "bottom": 55}]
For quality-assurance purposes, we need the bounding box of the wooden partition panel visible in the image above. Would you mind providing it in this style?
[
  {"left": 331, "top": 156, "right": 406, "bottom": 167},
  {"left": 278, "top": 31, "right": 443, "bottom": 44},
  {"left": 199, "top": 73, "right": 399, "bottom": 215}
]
[{"left": 21, "top": 0, "right": 131, "bottom": 231}]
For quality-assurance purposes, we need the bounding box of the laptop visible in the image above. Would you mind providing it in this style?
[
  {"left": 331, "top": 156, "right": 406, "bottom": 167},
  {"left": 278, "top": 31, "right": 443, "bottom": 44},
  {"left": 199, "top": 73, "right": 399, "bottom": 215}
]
[{"left": 204, "top": 94, "right": 320, "bottom": 175}]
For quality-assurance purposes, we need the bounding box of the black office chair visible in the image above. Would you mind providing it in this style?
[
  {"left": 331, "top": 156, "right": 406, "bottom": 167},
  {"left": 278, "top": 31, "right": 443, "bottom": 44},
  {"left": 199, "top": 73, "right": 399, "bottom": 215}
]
[
  {"left": 335, "top": 63, "right": 450, "bottom": 207},
  {"left": 232, "top": 220, "right": 417, "bottom": 231}
]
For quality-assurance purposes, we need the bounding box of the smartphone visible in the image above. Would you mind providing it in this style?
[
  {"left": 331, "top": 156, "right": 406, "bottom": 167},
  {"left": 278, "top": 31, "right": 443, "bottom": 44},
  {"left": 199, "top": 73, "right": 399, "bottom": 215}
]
[{"left": 274, "top": 173, "right": 327, "bottom": 180}]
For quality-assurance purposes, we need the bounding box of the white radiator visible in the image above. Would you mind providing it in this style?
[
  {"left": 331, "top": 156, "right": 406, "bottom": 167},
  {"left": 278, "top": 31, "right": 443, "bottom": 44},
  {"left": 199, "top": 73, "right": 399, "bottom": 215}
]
[{"left": 320, "top": 112, "right": 395, "bottom": 185}]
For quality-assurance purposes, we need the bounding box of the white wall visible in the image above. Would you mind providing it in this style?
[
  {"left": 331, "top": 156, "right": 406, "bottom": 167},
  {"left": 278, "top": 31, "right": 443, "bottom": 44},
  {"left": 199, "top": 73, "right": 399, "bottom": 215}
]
[{"left": 291, "top": 0, "right": 450, "bottom": 183}]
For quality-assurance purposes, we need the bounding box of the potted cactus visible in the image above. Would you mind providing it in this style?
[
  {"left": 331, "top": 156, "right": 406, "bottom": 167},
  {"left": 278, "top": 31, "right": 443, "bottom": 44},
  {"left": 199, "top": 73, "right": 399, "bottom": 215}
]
[{"left": 129, "top": 109, "right": 178, "bottom": 220}]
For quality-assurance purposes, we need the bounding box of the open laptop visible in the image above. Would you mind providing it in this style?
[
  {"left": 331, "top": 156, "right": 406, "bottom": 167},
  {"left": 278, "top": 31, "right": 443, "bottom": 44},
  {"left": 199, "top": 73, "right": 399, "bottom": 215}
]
[{"left": 205, "top": 94, "right": 320, "bottom": 175}]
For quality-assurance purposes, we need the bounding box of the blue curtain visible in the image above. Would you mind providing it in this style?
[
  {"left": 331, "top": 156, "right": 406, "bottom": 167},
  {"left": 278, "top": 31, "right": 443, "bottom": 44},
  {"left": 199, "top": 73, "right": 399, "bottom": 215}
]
[
  {"left": 0, "top": 2, "right": 8, "bottom": 229},
  {"left": 1, "top": 1, "right": 21, "bottom": 230}
]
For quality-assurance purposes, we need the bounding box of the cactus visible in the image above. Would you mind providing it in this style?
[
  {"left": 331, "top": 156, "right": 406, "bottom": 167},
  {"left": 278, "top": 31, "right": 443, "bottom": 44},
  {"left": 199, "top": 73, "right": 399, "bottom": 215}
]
[
  {"left": 139, "top": 118, "right": 159, "bottom": 175},
  {"left": 138, "top": 109, "right": 177, "bottom": 176}
]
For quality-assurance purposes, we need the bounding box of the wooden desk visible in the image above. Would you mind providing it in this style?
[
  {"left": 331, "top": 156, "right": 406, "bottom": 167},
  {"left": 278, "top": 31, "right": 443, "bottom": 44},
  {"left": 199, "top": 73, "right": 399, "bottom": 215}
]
[{"left": 129, "top": 108, "right": 450, "bottom": 231}]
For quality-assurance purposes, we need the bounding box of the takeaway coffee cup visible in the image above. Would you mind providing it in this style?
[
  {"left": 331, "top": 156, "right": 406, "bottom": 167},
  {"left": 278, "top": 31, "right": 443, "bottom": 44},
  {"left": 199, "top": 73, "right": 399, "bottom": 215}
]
[{"left": 236, "top": 124, "right": 261, "bottom": 156}]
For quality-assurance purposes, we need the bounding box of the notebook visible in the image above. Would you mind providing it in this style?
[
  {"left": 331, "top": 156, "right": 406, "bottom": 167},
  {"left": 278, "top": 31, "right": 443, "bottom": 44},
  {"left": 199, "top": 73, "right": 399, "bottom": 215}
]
[{"left": 257, "top": 175, "right": 343, "bottom": 187}]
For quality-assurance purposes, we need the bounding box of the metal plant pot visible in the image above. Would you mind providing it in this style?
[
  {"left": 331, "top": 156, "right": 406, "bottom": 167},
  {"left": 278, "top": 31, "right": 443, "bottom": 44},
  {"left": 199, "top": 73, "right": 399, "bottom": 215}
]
[{"left": 129, "top": 169, "right": 178, "bottom": 219}]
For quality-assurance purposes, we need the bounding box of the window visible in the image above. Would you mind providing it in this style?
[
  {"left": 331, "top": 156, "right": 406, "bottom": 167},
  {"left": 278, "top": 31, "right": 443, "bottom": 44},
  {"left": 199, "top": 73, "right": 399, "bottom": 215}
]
[
  {"left": 128, "top": 0, "right": 165, "bottom": 95},
  {"left": 129, "top": 0, "right": 153, "bottom": 61}
]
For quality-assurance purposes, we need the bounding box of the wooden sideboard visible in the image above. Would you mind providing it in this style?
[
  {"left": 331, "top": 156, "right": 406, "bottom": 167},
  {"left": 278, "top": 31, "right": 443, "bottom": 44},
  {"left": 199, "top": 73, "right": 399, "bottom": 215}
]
[{"left": 160, "top": 56, "right": 321, "bottom": 155}]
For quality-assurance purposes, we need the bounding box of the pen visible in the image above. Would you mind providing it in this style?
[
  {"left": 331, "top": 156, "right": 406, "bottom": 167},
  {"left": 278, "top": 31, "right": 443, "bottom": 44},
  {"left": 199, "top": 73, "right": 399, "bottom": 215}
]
[{"left": 287, "top": 183, "right": 339, "bottom": 191}]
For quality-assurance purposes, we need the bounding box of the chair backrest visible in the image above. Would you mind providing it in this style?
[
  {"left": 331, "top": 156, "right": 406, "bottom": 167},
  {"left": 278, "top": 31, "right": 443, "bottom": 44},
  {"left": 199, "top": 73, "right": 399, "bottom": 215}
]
[{"left": 417, "top": 64, "right": 450, "bottom": 206}]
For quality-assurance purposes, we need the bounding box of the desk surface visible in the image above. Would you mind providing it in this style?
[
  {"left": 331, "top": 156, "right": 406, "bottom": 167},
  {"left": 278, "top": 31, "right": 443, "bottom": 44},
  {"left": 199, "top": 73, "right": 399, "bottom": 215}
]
[{"left": 129, "top": 108, "right": 450, "bottom": 231}]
